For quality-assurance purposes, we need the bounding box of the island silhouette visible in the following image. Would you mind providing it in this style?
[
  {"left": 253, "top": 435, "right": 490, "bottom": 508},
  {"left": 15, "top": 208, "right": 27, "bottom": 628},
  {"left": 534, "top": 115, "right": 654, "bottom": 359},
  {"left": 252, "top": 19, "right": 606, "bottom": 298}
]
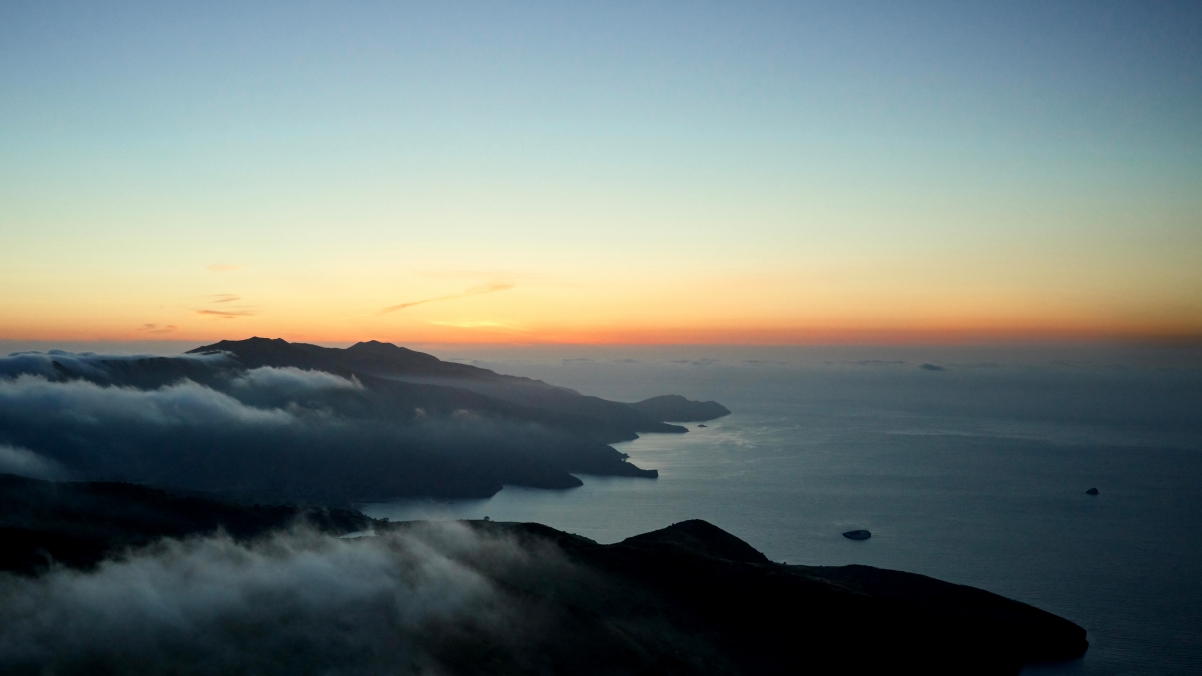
[{"left": 0, "top": 338, "right": 729, "bottom": 503}]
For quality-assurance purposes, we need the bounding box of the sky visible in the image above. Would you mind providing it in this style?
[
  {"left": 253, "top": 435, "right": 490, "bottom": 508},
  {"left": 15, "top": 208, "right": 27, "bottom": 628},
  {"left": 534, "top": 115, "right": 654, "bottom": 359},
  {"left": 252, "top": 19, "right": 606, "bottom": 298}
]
[{"left": 1, "top": 1, "right": 1199, "bottom": 345}]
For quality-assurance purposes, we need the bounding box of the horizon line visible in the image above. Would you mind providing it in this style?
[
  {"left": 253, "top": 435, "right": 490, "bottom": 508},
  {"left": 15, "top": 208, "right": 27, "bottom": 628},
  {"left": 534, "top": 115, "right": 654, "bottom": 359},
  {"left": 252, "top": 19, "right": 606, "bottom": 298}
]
[{"left": 2, "top": 333, "right": 1200, "bottom": 350}]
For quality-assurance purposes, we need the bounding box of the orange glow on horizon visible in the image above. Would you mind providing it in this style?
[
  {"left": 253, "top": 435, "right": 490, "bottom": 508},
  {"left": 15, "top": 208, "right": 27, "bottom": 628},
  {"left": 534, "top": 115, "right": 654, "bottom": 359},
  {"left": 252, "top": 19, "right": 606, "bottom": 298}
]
[{"left": 3, "top": 317, "right": 1199, "bottom": 347}]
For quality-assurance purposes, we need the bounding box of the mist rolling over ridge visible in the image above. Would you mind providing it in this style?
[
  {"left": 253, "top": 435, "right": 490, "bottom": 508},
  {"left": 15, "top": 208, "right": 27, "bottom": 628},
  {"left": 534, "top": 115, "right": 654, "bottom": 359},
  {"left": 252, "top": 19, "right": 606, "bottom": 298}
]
[
  {"left": 0, "top": 522, "right": 572, "bottom": 676},
  {"left": 0, "top": 339, "right": 728, "bottom": 502},
  {"left": 3, "top": 1, "right": 1201, "bottom": 672},
  {"left": 0, "top": 473, "right": 1088, "bottom": 676}
]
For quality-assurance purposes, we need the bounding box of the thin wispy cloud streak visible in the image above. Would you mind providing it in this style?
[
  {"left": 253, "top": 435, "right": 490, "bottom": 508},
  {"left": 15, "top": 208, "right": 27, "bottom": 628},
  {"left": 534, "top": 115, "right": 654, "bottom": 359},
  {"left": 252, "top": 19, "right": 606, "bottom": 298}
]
[
  {"left": 197, "top": 309, "right": 256, "bottom": 319},
  {"left": 194, "top": 294, "right": 255, "bottom": 319},
  {"left": 381, "top": 282, "right": 514, "bottom": 314},
  {"left": 136, "top": 323, "right": 178, "bottom": 334}
]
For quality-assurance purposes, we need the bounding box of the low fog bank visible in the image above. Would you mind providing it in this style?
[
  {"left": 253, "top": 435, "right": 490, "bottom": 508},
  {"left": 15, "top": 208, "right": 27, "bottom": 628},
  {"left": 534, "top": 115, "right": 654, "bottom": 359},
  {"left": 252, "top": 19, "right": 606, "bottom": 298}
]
[
  {"left": 0, "top": 341, "right": 207, "bottom": 358},
  {"left": 0, "top": 443, "right": 64, "bottom": 480},
  {"left": 0, "top": 522, "right": 579, "bottom": 676},
  {"left": 0, "top": 352, "right": 636, "bottom": 501},
  {"left": 0, "top": 512, "right": 1089, "bottom": 675}
]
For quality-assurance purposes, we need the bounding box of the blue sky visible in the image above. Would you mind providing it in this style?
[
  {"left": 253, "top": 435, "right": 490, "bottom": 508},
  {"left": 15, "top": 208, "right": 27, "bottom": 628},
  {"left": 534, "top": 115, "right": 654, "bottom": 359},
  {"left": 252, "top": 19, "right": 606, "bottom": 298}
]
[{"left": 1, "top": 1, "right": 1199, "bottom": 342}]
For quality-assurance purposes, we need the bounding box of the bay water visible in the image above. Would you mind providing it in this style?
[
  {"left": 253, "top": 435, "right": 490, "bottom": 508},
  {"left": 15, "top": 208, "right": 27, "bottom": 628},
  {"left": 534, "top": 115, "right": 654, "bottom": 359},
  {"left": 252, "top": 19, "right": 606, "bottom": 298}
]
[{"left": 364, "top": 345, "right": 1202, "bottom": 675}]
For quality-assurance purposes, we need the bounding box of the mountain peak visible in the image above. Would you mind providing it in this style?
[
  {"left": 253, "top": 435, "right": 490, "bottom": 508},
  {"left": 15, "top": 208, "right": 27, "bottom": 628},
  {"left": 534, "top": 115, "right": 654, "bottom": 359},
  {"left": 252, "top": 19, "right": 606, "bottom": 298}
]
[
  {"left": 348, "top": 340, "right": 399, "bottom": 350},
  {"left": 618, "top": 519, "right": 769, "bottom": 564}
]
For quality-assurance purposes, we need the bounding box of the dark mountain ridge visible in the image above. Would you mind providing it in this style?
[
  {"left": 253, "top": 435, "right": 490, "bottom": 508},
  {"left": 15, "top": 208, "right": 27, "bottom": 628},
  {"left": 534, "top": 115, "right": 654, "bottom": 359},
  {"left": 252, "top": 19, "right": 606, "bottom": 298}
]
[
  {"left": 188, "top": 337, "right": 730, "bottom": 433},
  {"left": 0, "top": 473, "right": 371, "bottom": 575},
  {"left": 0, "top": 473, "right": 1087, "bottom": 675},
  {"left": 1, "top": 339, "right": 729, "bottom": 502}
]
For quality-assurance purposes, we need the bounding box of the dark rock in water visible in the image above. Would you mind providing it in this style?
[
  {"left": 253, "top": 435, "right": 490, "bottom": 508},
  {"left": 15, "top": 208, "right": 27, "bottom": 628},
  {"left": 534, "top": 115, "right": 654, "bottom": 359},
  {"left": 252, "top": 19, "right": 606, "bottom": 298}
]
[
  {"left": 0, "top": 477, "right": 1087, "bottom": 674},
  {"left": 844, "top": 529, "right": 872, "bottom": 540},
  {"left": 1086, "top": 487, "right": 1099, "bottom": 495}
]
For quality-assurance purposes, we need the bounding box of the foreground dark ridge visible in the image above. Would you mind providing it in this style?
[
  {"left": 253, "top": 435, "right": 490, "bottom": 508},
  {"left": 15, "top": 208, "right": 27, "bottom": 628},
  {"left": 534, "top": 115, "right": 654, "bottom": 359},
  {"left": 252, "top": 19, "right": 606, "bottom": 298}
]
[
  {"left": 0, "top": 473, "right": 372, "bottom": 573},
  {"left": 0, "top": 474, "right": 1086, "bottom": 675}
]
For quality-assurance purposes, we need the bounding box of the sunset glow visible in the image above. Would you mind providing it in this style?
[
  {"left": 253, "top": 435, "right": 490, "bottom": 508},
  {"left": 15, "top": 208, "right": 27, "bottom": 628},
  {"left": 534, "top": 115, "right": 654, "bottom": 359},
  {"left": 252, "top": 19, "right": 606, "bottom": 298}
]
[{"left": 2, "top": 2, "right": 1199, "bottom": 345}]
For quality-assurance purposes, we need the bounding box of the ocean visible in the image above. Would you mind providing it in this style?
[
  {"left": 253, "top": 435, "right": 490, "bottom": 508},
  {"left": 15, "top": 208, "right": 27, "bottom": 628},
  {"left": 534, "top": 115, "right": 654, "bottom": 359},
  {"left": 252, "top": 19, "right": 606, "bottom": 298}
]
[{"left": 363, "top": 344, "right": 1202, "bottom": 675}]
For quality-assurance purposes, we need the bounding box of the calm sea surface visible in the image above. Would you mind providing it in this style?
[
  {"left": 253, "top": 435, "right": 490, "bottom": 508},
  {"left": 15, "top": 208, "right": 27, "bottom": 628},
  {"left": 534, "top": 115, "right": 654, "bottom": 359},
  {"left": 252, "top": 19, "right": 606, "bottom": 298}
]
[{"left": 357, "top": 345, "right": 1202, "bottom": 675}]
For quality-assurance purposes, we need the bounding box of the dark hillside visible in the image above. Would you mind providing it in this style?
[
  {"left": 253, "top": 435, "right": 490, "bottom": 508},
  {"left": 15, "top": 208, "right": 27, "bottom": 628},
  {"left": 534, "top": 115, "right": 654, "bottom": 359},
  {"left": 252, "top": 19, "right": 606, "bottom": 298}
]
[
  {"left": 3, "top": 342, "right": 679, "bottom": 501},
  {"left": 0, "top": 476, "right": 1086, "bottom": 674},
  {"left": 0, "top": 474, "right": 369, "bottom": 575},
  {"left": 188, "top": 338, "right": 728, "bottom": 434}
]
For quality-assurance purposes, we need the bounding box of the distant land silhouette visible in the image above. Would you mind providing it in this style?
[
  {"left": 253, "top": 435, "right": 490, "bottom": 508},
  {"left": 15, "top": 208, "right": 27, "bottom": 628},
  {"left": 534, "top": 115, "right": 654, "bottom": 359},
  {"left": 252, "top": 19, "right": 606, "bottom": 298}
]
[
  {"left": 0, "top": 473, "right": 1087, "bottom": 675},
  {"left": 0, "top": 338, "right": 729, "bottom": 503},
  {"left": 189, "top": 337, "right": 730, "bottom": 433}
]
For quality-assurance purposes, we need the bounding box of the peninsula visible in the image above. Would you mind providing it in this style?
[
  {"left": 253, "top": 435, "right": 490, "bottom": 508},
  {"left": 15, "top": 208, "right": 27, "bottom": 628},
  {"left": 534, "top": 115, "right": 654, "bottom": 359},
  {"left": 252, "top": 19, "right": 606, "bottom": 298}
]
[{"left": 0, "top": 339, "right": 729, "bottom": 502}]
